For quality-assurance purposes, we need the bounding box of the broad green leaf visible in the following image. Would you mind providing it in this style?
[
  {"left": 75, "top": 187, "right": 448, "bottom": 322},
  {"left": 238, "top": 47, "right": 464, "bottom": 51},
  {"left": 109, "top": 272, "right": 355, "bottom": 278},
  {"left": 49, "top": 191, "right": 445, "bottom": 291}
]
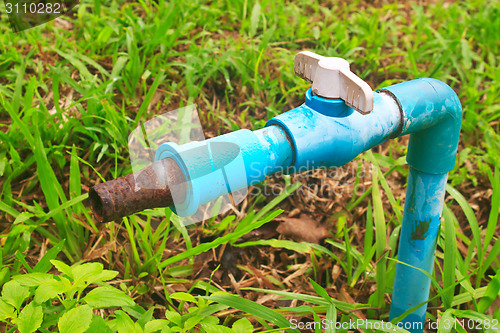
[
  {"left": 164, "top": 310, "right": 182, "bottom": 326},
  {"left": 145, "top": 319, "right": 169, "bottom": 333},
  {"left": 83, "top": 286, "right": 135, "bottom": 308},
  {"left": 184, "top": 315, "right": 204, "bottom": 330},
  {"left": 0, "top": 298, "right": 15, "bottom": 320},
  {"left": 17, "top": 302, "right": 43, "bottom": 333},
  {"left": 137, "top": 306, "right": 155, "bottom": 328},
  {"left": 72, "top": 262, "right": 103, "bottom": 284},
  {"left": 92, "top": 270, "right": 119, "bottom": 283},
  {"left": 13, "top": 273, "right": 53, "bottom": 287},
  {"left": 123, "top": 303, "right": 148, "bottom": 321},
  {"left": 113, "top": 310, "right": 143, "bottom": 333},
  {"left": 169, "top": 292, "right": 196, "bottom": 303},
  {"left": 50, "top": 260, "right": 73, "bottom": 278},
  {"left": 58, "top": 305, "right": 93, "bottom": 333},
  {"left": 87, "top": 316, "right": 114, "bottom": 333},
  {"left": 232, "top": 318, "right": 254, "bottom": 333},
  {"left": 2, "top": 280, "right": 30, "bottom": 310},
  {"left": 200, "top": 323, "right": 233, "bottom": 333},
  {"left": 34, "top": 278, "right": 70, "bottom": 304},
  {"left": 200, "top": 316, "right": 219, "bottom": 326}
]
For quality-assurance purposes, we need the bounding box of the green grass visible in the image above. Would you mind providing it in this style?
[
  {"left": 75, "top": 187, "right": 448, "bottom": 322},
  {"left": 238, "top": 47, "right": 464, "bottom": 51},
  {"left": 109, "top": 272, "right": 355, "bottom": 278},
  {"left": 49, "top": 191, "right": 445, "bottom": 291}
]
[{"left": 0, "top": 0, "right": 499, "bottom": 331}]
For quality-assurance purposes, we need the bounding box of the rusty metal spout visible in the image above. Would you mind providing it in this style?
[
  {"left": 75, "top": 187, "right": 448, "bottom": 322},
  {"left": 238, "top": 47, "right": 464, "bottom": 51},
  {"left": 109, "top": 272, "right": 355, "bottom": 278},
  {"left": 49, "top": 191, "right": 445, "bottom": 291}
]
[{"left": 89, "top": 158, "right": 186, "bottom": 222}]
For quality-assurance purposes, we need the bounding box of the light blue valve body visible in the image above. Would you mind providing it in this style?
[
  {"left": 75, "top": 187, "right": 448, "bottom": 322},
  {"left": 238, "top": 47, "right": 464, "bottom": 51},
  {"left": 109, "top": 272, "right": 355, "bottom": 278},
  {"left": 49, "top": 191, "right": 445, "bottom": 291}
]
[{"left": 155, "top": 78, "right": 462, "bottom": 332}]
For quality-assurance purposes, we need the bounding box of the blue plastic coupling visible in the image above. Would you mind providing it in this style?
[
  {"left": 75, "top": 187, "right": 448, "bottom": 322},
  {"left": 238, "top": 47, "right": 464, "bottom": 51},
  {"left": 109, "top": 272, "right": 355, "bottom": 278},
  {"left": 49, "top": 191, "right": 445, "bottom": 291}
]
[{"left": 155, "top": 125, "right": 293, "bottom": 217}]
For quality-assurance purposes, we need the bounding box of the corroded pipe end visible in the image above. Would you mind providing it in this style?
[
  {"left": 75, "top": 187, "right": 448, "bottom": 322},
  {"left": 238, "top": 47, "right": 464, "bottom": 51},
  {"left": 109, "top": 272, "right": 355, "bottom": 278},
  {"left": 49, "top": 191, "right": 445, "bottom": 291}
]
[{"left": 89, "top": 158, "right": 187, "bottom": 222}]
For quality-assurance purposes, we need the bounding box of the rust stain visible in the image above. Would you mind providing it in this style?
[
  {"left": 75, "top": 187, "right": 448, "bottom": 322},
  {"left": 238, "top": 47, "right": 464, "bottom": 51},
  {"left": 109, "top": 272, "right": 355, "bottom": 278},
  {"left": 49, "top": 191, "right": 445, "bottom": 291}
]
[{"left": 89, "top": 157, "right": 186, "bottom": 223}]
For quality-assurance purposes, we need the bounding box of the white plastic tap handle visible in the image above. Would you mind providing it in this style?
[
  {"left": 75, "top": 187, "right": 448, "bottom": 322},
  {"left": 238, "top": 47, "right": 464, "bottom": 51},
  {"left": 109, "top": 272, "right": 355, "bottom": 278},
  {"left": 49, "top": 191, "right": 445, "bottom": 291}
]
[{"left": 294, "top": 51, "right": 374, "bottom": 114}]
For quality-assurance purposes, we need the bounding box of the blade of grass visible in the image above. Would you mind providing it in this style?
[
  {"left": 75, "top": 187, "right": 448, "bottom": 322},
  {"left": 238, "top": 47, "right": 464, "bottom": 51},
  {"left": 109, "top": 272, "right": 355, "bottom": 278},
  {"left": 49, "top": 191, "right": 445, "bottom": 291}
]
[
  {"left": 346, "top": 164, "right": 398, "bottom": 211},
  {"left": 372, "top": 164, "right": 387, "bottom": 309},
  {"left": 365, "top": 151, "right": 403, "bottom": 223},
  {"left": 483, "top": 167, "right": 499, "bottom": 253},
  {"left": 442, "top": 202, "right": 457, "bottom": 309},
  {"left": 33, "top": 115, "right": 79, "bottom": 259},
  {"left": 133, "top": 71, "right": 166, "bottom": 128},
  {"left": 343, "top": 219, "right": 353, "bottom": 284},
  {"left": 234, "top": 239, "right": 336, "bottom": 258},
  {"left": 325, "top": 303, "right": 336, "bottom": 333},
  {"left": 446, "top": 184, "right": 482, "bottom": 270},
  {"left": 204, "top": 294, "right": 300, "bottom": 333},
  {"left": 159, "top": 209, "right": 283, "bottom": 269},
  {"left": 241, "top": 288, "right": 367, "bottom": 313},
  {"left": 33, "top": 240, "right": 65, "bottom": 273},
  {"left": 477, "top": 269, "right": 500, "bottom": 314},
  {"left": 477, "top": 239, "right": 500, "bottom": 289}
]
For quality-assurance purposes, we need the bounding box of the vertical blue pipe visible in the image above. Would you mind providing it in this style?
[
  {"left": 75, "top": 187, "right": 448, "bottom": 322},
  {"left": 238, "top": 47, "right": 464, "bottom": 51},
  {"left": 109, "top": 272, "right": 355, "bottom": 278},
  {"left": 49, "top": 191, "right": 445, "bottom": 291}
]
[
  {"left": 384, "top": 79, "right": 462, "bottom": 332},
  {"left": 389, "top": 168, "right": 448, "bottom": 332}
]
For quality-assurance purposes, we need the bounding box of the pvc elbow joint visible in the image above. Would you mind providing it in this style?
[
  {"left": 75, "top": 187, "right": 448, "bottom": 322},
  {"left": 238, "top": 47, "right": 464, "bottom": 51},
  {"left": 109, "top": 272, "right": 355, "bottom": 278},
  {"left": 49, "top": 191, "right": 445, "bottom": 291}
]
[{"left": 381, "top": 78, "right": 463, "bottom": 174}]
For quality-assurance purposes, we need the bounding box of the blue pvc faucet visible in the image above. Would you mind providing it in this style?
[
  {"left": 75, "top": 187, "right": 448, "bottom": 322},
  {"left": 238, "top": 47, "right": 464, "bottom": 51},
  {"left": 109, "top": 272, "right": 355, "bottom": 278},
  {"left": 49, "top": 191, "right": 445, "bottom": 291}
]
[{"left": 155, "top": 51, "right": 462, "bottom": 332}]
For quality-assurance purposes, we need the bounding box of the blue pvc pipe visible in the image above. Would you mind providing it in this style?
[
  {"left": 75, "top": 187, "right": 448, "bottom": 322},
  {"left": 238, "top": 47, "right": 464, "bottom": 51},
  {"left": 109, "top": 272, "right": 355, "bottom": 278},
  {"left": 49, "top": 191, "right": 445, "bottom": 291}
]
[
  {"left": 266, "top": 88, "right": 401, "bottom": 169},
  {"left": 155, "top": 78, "right": 462, "bottom": 330},
  {"left": 389, "top": 168, "right": 448, "bottom": 332},
  {"left": 155, "top": 125, "right": 293, "bottom": 216}
]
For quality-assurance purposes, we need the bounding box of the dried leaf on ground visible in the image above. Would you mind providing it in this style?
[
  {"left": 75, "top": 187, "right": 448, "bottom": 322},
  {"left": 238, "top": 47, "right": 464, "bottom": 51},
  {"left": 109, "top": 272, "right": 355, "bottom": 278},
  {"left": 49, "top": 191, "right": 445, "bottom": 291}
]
[{"left": 276, "top": 214, "right": 329, "bottom": 244}]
